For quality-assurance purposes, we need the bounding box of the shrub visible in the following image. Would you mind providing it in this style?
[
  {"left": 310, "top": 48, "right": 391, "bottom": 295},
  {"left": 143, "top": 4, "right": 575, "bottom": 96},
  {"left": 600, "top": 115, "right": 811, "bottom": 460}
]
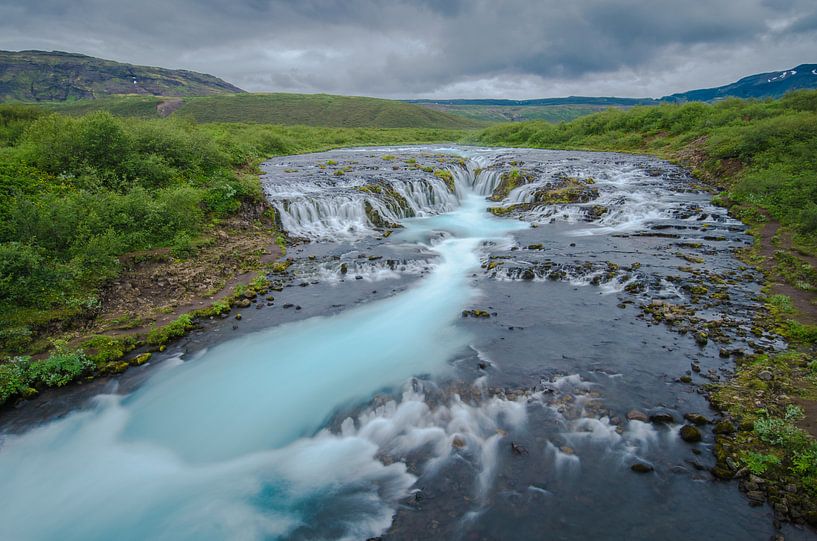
[
  {"left": 28, "top": 350, "right": 94, "bottom": 387},
  {"left": 741, "top": 451, "right": 781, "bottom": 475}
]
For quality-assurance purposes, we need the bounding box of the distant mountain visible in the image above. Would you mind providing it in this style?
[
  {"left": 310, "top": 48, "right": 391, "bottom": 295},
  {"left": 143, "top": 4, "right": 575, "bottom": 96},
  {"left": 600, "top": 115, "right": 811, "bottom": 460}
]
[
  {"left": 662, "top": 64, "right": 817, "bottom": 102},
  {"left": 408, "top": 64, "right": 817, "bottom": 122},
  {"left": 0, "top": 50, "right": 243, "bottom": 102}
]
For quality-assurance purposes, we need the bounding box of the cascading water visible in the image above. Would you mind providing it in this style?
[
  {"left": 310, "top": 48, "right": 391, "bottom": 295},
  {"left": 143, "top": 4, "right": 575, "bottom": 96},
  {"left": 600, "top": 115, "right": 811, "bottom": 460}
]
[
  {"left": 0, "top": 156, "right": 528, "bottom": 541},
  {"left": 0, "top": 146, "right": 800, "bottom": 541}
]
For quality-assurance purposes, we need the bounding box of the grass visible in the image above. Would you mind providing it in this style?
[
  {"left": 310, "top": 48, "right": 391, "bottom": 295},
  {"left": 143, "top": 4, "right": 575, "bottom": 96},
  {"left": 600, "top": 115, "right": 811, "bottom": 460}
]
[
  {"left": 42, "top": 96, "right": 165, "bottom": 118},
  {"left": 42, "top": 93, "right": 485, "bottom": 129},
  {"left": 420, "top": 103, "right": 612, "bottom": 123}
]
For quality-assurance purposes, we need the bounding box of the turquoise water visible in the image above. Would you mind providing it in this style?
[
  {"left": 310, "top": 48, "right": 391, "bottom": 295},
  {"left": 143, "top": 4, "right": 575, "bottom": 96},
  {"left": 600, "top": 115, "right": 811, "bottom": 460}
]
[{"left": 0, "top": 191, "right": 526, "bottom": 540}]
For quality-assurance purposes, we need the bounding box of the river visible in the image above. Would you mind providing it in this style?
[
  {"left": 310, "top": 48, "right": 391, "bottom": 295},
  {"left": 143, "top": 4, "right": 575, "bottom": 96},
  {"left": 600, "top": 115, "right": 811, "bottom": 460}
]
[{"left": 0, "top": 146, "right": 813, "bottom": 540}]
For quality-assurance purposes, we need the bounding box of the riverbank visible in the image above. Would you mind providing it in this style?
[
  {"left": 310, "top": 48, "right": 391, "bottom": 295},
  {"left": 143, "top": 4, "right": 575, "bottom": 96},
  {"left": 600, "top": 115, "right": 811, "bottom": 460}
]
[{"left": 0, "top": 104, "right": 471, "bottom": 407}]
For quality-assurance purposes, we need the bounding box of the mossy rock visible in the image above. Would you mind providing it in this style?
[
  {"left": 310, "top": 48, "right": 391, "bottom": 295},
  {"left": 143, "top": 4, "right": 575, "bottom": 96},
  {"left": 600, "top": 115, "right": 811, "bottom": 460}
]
[
  {"left": 102, "top": 361, "right": 130, "bottom": 374},
  {"left": 131, "top": 352, "right": 152, "bottom": 366},
  {"left": 679, "top": 424, "right": 703, "bottom": 442},
  {"left": 462, "top": 309, "right": 491, "bottom": 318},
  {"left": 433, "top": 169, "right": 456, "bottom": 193},
  {"left": 270, "top": 259, "right": 293, "bottom": 274}
]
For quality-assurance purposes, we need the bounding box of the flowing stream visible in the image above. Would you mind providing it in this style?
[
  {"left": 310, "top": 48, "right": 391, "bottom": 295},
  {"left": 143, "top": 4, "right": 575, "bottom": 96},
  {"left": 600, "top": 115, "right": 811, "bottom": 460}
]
[{"left": 1, "top": 146, "right": 815, "bottom": 540}]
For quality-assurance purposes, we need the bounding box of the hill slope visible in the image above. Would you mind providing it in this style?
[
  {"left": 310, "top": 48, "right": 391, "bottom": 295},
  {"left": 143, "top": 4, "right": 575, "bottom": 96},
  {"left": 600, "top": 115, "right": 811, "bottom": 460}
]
[
  {"left": 174, "top": 94, "right": 483, "bottom": 128},
  {"left": 0, "top": 50, "right": 243, "bottom": 101},
  {"left": 45, "top": 93, "right": 484, "bottom": 129}
]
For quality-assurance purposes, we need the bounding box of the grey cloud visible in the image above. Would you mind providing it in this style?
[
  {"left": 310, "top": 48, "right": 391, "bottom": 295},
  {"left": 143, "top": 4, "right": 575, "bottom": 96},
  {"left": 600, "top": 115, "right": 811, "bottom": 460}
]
[{"left": 0, "top": 0, "right": 815, "bottom": 98}]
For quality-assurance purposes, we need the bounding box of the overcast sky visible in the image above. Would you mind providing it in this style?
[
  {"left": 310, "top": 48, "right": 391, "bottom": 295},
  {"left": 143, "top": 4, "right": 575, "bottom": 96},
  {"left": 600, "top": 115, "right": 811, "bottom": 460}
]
[{"left": 1, "top": 0, "right": 815, "bottom": 99}]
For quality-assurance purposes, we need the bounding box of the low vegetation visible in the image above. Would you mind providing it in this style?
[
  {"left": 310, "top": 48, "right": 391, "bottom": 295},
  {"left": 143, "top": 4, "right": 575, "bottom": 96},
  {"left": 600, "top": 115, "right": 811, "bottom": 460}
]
[
  {"left": 46, "top": 93, "right": 485, "bottom": 129},
  {"left": 0, "top": 104, "right": 467, "bottom": 402}
]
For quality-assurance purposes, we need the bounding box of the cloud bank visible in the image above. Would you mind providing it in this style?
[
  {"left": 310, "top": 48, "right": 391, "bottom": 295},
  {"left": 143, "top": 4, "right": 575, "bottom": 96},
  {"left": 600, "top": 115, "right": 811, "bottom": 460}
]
[{"left": 1, "top": 0, "right": 815, "bottom": 98}]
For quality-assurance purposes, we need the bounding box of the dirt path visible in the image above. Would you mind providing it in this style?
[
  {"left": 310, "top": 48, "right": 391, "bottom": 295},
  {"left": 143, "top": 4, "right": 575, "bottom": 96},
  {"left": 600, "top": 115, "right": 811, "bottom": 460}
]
[{"left": 757, "top": 219, "right": 817, "bottom": 325}]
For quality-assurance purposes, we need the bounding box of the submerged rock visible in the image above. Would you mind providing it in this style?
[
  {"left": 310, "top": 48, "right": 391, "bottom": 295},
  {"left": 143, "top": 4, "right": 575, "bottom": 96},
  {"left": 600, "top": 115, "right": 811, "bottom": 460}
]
[
  {"left": 631, "top": 462, "right": 654, "bottom": 473},
  {"left": 679, "top": 424, "right": 702, "bottom": 442}
]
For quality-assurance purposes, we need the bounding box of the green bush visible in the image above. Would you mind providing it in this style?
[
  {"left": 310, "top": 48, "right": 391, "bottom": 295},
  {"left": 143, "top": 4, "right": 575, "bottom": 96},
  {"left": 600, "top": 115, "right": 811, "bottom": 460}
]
[
  {"left": 741, "top": 451, "right": 781, "bottom": 475},
  {"left": 0, "top": 242, "right": 73, "bottom": 306},
  {"left": 0, "top": 348, "right": 94, "bottom": 404},
  {"left": 28, "top": 350, "right": 94, "bottom": 387}
]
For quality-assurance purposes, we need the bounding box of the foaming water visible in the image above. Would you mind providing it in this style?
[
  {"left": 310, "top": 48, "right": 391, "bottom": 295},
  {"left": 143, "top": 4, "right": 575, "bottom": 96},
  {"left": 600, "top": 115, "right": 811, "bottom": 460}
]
[{"left": 0, "top": 177, "right": 526, "bottom": 540}]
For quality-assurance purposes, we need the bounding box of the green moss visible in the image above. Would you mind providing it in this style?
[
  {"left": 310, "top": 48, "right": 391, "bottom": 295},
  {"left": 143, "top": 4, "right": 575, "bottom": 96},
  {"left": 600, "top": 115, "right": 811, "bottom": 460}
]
[
  {"left": 433, "top": 169, "right": 456, "bottom": 193},
  {"left": 270, "top": 259, "right": 293, "bottom": 274},
  {"left": 131, "top": 352, "right": 152, "bottom": 366},
  {"left": 146, "top": 314, "right": 195, "bottom": 346},
  {"left": 81, "top": 334, "right": 137, "bottom": 365}
]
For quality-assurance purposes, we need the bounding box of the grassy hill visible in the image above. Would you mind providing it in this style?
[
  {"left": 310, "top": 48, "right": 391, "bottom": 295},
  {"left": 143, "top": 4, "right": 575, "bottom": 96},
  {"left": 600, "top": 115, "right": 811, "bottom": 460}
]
[
  {"left": 174, "top": 94, "right": 483, "bottom": 128},
  {"left": 0, "top": 50, "right": 243, "bottom": 102},
  {"left": 43, "top": 93, "right": 485, "bottom": 129},
  {"left": 420, "top": 103, "right": 615, "bottom": 123}
]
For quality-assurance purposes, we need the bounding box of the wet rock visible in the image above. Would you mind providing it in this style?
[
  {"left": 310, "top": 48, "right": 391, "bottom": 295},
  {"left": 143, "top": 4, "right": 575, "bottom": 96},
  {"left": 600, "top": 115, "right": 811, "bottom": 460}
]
[
  {"left": 631, "top": 462, "right": 654, "bottom": 473},
  {"left": 339, "top": 263, "right": 348, "bottom": 275},
  {"left": 511, "top": 442, "right": 528, "bottom": 455},
  {"left": 283, "top": 303, "right": 294, "bottom": 309},
  {"left": 627, "top": 409, "right": 649, "bottom": 422},
  {"left": 462, "top": 309, "right": 491, "bottom": 318},
  {"left": 236, "top": 298, "right": 251, "bottom": 308},
  {"left": 650, "top": 412, "right": 675, "bottom": 424},
  {"left": 521, "top": 269, "right": 536, "bottom": 281},
  {"left": 452, "top": 436, "right": 466, "bottom": 449},
  {"left": 684, "top": 413, "right": 710, "bottom": 425},
  {"left": 712, "top": 465, "right": 734, "bottom": 479},
  {"left": 234, "top": 313, "right": 242, "bottom": 320},
  {"left": 746, "top": 491, "right": 766, "bottom": 505},
  {"left": 679, "top": 424, "right": 702, "bottom": 442}
]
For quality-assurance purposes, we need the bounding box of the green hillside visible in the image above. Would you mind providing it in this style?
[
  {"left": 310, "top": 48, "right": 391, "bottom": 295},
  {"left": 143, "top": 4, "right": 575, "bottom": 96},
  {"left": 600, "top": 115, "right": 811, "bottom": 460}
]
[
  {"left": 175, "top": 93, "right": 483, "bottom": 128},
  {"left": 42, "top": 93, "right": 484, "bottom": 129},
  {"left": 0, "top": 50, "right": 243, "bottom": 102},
  {"left": 421, "top": 103, "right": 613, "bottom": 123}
]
